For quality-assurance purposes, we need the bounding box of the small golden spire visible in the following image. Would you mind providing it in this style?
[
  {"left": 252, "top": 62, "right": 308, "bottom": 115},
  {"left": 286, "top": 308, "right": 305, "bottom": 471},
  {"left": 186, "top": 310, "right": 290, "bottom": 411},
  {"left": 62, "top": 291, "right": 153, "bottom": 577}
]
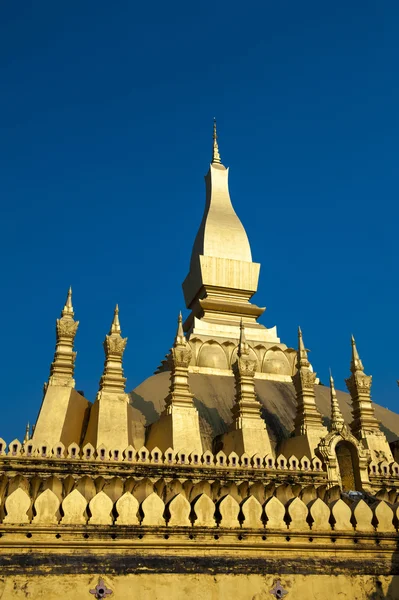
[
  {"left": 109, "top": 304, "right": 121, "bottom": 335},
  {"left": 23, "top": 422, "right": 30, "bottom": 444},
  {"left": 350, "top": 335, "right": 364, "bottom": 373},
  {"left": 297, "top": 326, "right": 310, "bottom": 368},
  {"left": 99, "top": 305, "right": 127, "bottom": 393},
  {"left": 329, "top": 369, "right": 344, "bottom": 431},
  {"left": 175, "top": 311, "right": 186, "bottom": 346},
  {"left": 164, "top": 312, "right": 194, "bottom": 411},
  {"left": 49, "top": 288, "right": 79, "bottom": 387},
  {"left": 61, "top": 286, "right": 74, "bottom": 317},
  {"left": 238, "top": 319, "right": 249, "bottom": 356},
  {"left": 212, "top": 117, "right": 222, "bottom": 164},
  {"left": 292, "top": 326, "right": 324, "bottom": 436}
]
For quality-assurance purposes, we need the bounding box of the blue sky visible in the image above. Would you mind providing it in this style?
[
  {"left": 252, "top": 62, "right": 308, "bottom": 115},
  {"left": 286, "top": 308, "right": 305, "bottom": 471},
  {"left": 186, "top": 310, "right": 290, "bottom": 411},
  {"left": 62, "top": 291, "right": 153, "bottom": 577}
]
[{"left": 1, "top": 1, "right": 398, "bottom": 440}]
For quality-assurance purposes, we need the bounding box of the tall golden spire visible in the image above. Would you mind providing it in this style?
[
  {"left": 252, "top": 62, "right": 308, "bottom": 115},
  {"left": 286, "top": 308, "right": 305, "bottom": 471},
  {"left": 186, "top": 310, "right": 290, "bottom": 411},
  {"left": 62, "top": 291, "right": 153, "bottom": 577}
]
[
  {"left": 345, "top": 335, "right": 380, "bottom": 438},
  {"left": 222, "top": 319, "right": 273, "bottom": 457},
  {"left": 212, "top": 117, "right": 221, "bottom": 164},
  {"left": 98, "top": 305, "right": 127, "bottom": 394},
  {"left": 147, "top": 312, "right": 203, "bottom": 453},
  {"left": 164, "top": 312, "right": 195, "bottom": 410},
  {"left": 292, "top": 327, "right": 325, "bottom": 436},
  {"left": 84, "top": 304, "right": 134, "bottom": 450},
  {"left": 48, "top": 287, "right": 79, "bottom": 387},
  {"left": 329, "top": 370, "right": 344, "bottom": 431}
]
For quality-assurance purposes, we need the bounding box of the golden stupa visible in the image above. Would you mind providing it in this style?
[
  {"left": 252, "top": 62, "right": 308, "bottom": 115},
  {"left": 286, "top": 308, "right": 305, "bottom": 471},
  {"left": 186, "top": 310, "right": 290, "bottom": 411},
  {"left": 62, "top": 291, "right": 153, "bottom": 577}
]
[{"left": 0, "top": 123, "right": 398, "bottom": 599}]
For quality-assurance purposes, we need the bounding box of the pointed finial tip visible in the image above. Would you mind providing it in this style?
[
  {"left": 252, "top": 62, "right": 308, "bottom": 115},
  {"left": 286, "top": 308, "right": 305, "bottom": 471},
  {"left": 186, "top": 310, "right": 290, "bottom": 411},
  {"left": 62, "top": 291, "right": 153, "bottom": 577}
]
[
  {"left": 62, "top": 285, "right": 74, "bottom": 315},
  {"left": 211, "top": 117, "right": 221, "bottom": 164},
  {"left": 115, "top": 304, "right": 119, "bottom": 313}
]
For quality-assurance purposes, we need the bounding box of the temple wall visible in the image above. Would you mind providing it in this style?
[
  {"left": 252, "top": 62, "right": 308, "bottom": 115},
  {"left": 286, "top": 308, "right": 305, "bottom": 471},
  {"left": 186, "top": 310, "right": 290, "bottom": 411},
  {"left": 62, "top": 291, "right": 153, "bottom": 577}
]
[{"left": 1, "top": 572, "right": 398, "bottom": 599}]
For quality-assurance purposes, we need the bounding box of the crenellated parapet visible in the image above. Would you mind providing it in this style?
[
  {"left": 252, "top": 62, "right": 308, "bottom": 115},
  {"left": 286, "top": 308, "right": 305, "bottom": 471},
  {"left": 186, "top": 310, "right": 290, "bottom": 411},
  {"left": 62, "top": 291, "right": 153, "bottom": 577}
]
[{"left": 0, "top": 463, "right": 398, "bottom": 534}]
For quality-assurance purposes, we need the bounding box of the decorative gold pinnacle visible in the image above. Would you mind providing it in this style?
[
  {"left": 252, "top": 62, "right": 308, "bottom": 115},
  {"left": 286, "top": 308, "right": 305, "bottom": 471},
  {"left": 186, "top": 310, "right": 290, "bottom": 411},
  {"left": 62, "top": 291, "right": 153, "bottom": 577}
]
[
  {"left": 212, "top": 117, "right": 222, "bottom": 164},
  {"left": 345, "top": 335, "right": 379, "bottom": 438},
  {"left": 164, "top": 313, "right": 194, "bottom": 411},
  {"left": 109, "top": 304, "right": 121, "bottom": 334},
  {"left": 48, "top": 287, "right": 79, "bottom": 387},
  {"left": 238, "top": 319, "right": 249, "bottom": 357},
  {"left": 23, "top": 422, "right": 30, "bottom": 444},
  {"left": 329, "top": 370, "right": 345, "bottom": 431},
  {"left": 98, "top": 305, "right": 127, "bottom": 394},
  {"left": 297, "top": 326, "right": 310, "bottom": 369},
  {"left": 292, "top": 327, "right": 325, "bottom": 435},
  {"left": 175, "top": 311, "right": 186, "bottom": 346},
  {"left": 62, "top": 286, "right": 74, "bottom": 317},
  {"left": 350, "top": 335, "right": 364, "bottom": 373},
  {"left": 231, "top": 322, "right": 262, "bottom": 427}
]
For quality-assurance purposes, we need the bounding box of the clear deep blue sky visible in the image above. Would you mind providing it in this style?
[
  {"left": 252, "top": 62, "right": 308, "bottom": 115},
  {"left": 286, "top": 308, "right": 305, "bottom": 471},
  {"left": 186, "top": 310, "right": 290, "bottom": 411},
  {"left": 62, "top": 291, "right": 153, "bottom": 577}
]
[{"left": 1, "top": 1, "right": 398, "bottom": 441}]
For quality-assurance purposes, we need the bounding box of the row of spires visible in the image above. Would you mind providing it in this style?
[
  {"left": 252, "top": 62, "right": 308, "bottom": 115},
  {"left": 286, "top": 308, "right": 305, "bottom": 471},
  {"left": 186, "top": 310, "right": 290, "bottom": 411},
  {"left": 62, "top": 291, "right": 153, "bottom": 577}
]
[{"left": 37, "top": 286, "right": 380, "bottom": 454}]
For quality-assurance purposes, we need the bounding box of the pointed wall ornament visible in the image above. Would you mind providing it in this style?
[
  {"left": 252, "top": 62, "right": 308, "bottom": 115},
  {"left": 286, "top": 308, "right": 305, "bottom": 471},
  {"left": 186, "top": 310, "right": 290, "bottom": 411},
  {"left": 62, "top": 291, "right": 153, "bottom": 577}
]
[
  {"left": 32, "top": 288, "right": 90, "bottom": 448},
  {"left": 279, "top": 328, "right": 327, "bottom": 459},
  {"left": 164, "top": 312, "right": 194, "bottom": 411},
  {"left": 345, "top": 336, "right": 379, "bottom": 437},
  {"left": 146, "top": 313, "right": 202, "bottom": 453},
  {"left": 98, "top": 305, "right": 127, "bottom": 394},
  {"left": 23, "top": 423, "right": 30, "bottom": 444},
  {"left": 221, "top": 320, "right": 273, "bottom": 457},
  {"left": 329, "top": 370, "right": 345, "bottom": 432},
  {"left": 48, "top": 287, "right": 79, "bottom": 387},
  {"left": 292, "top": 328, "right": 325, "bottom": 436},
  {"left": 83, "top": 305, "right": 135, "bottom": 450},
  {"left": 345, "top": 335, "right": 392, "bottom": 461}
]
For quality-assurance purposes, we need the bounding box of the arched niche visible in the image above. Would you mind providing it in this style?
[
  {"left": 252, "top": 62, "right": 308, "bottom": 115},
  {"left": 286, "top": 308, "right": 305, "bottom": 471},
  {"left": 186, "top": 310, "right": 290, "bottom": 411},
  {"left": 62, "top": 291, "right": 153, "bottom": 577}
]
[
  {"left": 335, "top": 441, "right": 361, "bottom": 492},
  {"left": 198, "top": 341, "right": 228, "bottom": 370},
  {"left": 262, "top": 348, "right": 291, "bottom": 375}
]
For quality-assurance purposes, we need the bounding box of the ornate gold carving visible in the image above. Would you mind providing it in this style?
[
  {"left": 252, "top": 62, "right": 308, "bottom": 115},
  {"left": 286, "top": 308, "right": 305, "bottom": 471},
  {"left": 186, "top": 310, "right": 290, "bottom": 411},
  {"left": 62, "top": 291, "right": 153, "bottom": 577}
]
[
  {"left": 105, "top": 335, "right": 127, "bottom": 356},
  {"left": 292, "top": 328, "right": 325, "bottom": 436},
  {"left": 98, "top": 306, "right": 127, "bottom": 394},
  {"left": 164, "top": 313, "right": 196, "bottom": 410},
  {"left": 48, "top": 288, "right": 79, "bottom": 387},
  {"left": 171, "top": 346, "right": 192, "bottom": 369},
  {"left": 56, "top": 319, "right": 79, "bottom": 338},
  {"left": 345, "top": 372, "right": 372, "bottom": 396},
  {"left": 237, "top": 357, "right": 256, "bottom": 378}
]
